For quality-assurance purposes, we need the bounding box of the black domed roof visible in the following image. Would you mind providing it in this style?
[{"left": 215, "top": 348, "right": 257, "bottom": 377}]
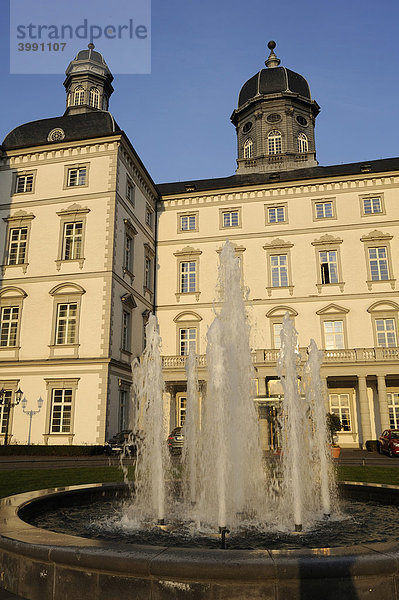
[
  {"left": 238, "top": 66, "right": 311, "bottom": 107},
  {"left": 2, "top": 111, "right": 120, "bottom": 150}
]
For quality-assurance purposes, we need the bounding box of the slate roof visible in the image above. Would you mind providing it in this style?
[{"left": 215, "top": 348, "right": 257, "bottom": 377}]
[
  {"left": 157, "top": 157, "right": 399, "bottom": 196},
  {"left": 2, "top": 111, "right": 120, "bottom": 150},
  {"left": 238, "top": 67, "right": 311, "bottom": 107}
]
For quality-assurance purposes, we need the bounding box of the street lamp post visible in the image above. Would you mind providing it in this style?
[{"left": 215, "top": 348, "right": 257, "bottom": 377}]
[
  {"left": 0, "top": 388, "right": 23, "bottom": 445},
  {"left": 21, "top": 396, "right": 44, "bottom": 445}
]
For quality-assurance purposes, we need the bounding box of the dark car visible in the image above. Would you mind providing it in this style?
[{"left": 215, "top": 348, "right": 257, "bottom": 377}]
[
  {"left": 378, "top": 429, "right": 399, "bottom": 457},
  {"left": 167, "top": 427, "right": 184, "bottom": 454},
  {"left": 104, "top": 430, "right": 136, "bottom": 456}
]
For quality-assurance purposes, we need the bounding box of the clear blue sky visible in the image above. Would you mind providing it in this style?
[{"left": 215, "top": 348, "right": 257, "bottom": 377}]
[{"left": 1, "top": 0, "right": 398, "bottom": 184}]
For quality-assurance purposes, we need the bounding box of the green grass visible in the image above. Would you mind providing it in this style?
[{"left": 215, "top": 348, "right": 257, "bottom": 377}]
[
  {"left": 0, "top": 465, "right": 398, "bottom": 500},
  {"left": 338, "top": 465, "right": 399, "bottom": 486},
  {"left": 0, "top": 466, "right": 134, "bottom": 499}
]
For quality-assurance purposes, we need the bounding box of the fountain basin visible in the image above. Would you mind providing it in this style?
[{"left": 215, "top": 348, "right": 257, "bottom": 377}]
[{"left": 1, "top": 482, "right": 399, "bottom": 600}]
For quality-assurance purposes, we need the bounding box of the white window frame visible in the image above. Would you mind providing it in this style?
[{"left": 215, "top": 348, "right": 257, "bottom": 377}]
[
  {"left": 266, "top": 204, "right": 287, "bottom": 224},
  {"left": 89, "top": 87, "right": 100, "bottom": 108},
  {"left": 243, "top": 138, "right": 253, "bottom": 159},
  {"left": 55, "top": 302, "right": 78, "bottom": 345},
  {"left": 312, "top": 235, "right": 344, "bottom": 292},
  {"left": 360, "top": 194, "right": 385, "bottom": 216},
  {"left": 121, "top": 310, "right": 131, "bottom": 352},
  {"left": 179, "top": 327, "right": 197, "bottom": 355},
  {"left": 219, "top": 208, "right": 241, "bottom": 229},
  {"left": 375, "top": 318, "right": 397, "bottom": 347},
  {"left": 15, "top": 174, "right": 34, "bottom": 194},
  {"left": 145, "top": 205, "right": 154, "bottom": 229},
  {"left": 44, "top": 378, "right": 79, "bottom": 443},
  {"left": 176, "top": 394, "right": 187, "bottom": 427},
  {"left": 313, "top": 199, "right": 335, "bottom": 220},
  {"left": 319, "top": 250, "right": 339, "bottom": 284},
  {"left": 74, "top": 86, "right": 85, "bottom": 106},
  {"left": 55, "top": 205, "right": 89, "bottom": 270},
  {"left": 267, "top": 130, "right": 282, "bottom": 155},
  {"left": 179, "top": 213, "right": 198, "bottom": 232},
  {"left": 263, "top": 240, "right": 294, "bottom": 296},
  {"left": 388, "top": 392, "right": 399, "bottom": 429},
  {"left": 67, "top": 167, "right": 87, "bottom": 187},
  {"left": 0, "top": 307, "right": 19, "bottom": 348},
  {"left": 179, "top": 261, "right": 197, "bottom": 294},
  {"left": 126, "top": 178, "right": 135, "bottom": 206},
  {"left": 297, "top": 132, "right": 308, "bottom": 153},
  {"left": 361, "top": 231, "right": 395, "bottom": 290},
  {"left": 119, "top": 388, "right": 129, "bottom": 431},
  {"left": 50, "top": 388, "right": 73, "bottom": 434},
  {"left": 329, "top": 392, "right": 352, "bottom": 432},
  {"left": 62, "top": 222, "right": 83, "bottom": 260},
  {"left": 270, "top": 254, "right": 289, "bottom": 288},
  {"left": 368, "top": 247, "right": 389, "bottom": 281},
  {"left": 7, "top": 227, "right": 28, "bottom": 265},
  {"left": 323, "top": 320, "right": 345, "bottom": 350}
]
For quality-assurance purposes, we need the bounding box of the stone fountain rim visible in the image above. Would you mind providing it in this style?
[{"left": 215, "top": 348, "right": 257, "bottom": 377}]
[{"left": 1, "top": 480, "right": 399, "bottom": 584}]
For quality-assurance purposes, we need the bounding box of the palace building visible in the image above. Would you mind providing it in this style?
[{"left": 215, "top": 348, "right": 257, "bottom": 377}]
[{"left": 0, "top": 42, "right": 398, "bottom": 448}]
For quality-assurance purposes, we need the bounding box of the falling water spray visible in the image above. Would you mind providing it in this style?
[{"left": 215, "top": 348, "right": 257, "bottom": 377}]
[{"left": 183, "top": 347, "right": 200, "bottom": 506}]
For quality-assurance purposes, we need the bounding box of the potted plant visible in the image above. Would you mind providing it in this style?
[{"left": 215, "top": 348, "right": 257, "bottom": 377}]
[{"left": 326, "top": 412, "right": 342, "bottom": 458}]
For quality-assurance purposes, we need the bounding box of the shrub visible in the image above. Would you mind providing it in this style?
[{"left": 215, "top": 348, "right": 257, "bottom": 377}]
[
  {"left": 365, "top": 440, "right": 378, "bottom": 453},
  {"left": 0, "top": 445, "right": 105, "bottom": 456}
]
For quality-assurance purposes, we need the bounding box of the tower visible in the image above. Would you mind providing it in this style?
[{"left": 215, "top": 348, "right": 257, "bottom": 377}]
[
  {"left": 63, "top": 43, "right": 114, "bottom": 116},
  {"left": 231, "top": 41, "right": 320, "bottom": 174}
]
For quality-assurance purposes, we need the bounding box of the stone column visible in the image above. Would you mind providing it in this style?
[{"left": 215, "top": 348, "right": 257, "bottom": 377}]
[
  {"left": 377, "top": 375, "right": 390, "bottom": 433},
  {"left": 357, "top": 376, "right": 372, "bottom": 445}
]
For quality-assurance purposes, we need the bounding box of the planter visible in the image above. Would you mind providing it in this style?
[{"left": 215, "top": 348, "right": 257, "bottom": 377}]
[{"left": 331, "top": 446, "right": 341, "bottom": 459}]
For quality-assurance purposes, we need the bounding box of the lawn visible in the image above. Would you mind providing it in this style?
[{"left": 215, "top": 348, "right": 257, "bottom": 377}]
[{"left": 0, "top": 465, "right": 398, "bottom": 499}]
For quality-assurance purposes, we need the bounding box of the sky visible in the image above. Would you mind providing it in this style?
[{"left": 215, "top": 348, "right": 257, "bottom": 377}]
[{"left": 1, "top": 0, "right": 399, "bottom": 184}]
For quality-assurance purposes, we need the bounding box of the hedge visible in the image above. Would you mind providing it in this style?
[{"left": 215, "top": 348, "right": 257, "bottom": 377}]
[{"left": 0, "top": 445, "right": 106, "bottom": 456}]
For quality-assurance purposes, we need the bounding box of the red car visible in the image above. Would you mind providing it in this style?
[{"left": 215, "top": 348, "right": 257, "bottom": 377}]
[{"left": 378, "top": 430, "right": 399, "bottom": 457}]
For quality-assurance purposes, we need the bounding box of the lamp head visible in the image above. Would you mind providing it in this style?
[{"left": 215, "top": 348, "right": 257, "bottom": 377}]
[
  {"left": 15, "top": 388, "right": 23, "bottom": 404},
  {"left": 21, "top": 397, "right": 27, "bottom": 410}
]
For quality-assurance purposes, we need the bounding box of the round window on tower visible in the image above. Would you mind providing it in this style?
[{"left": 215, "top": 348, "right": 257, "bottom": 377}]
[
  {"left": 242, "top": 121, "right": 253, "bottom": 134},
  {"left": 47, "top": 128, "right": 65, "bottom": 142},
  {"left": 267, "top": 113, "right": 281, "bottom": 124},
  {"left": 296, "top": 115, "right": 308, "bottom": 127}
]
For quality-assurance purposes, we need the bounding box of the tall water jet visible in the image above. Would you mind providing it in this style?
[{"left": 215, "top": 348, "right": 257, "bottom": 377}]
[
  {"left": 130, "top": 314, "right": 170, "bottom": 524},
  {"left": 198, "top": 241, "right": 265, "bottom": 530},
  {"left": 277, "top": 314, "right": 306, "bottom": 532},
  {"left": 183, "top": 346, "right": 200, "bottom": 506},
  {"left": 304, "top": 339, "right": 333, "bottom": 517}
]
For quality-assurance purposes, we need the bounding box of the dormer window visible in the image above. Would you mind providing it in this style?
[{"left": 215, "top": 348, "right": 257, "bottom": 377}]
[
  {"left": 243, "top": 138, "right": 253, "bottom": 159},
  {"left": 74, "top": 86, "right": 85, "bottom": 106},
  {"left": 267, "top": 130, "right": 282, "bottom": 155},
  {"left": 298, "top": 133, "right": 308, "bottom": 153},
  {"left": 89, "top": 87, "right": 100, "bottom": 109}
]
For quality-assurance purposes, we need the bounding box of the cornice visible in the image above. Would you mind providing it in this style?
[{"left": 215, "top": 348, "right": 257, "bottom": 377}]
[
  {"left": 0, "top": 138, "right": 120, "bottom": 168},
  {"left": 119, "top": 143, "right": 157, "bottom": 204},
  {"left": 159, "top": 175, "right": 399, "bottom": 208}
]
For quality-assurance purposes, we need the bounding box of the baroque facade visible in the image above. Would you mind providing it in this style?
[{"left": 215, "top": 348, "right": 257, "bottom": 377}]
[{"left": 0, "top": 43, "right": 398, "bottom": 447}]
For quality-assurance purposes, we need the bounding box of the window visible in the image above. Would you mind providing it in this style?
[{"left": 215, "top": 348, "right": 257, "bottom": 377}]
[
  {"left": 243, "top": 138, "right": 253, "bottom": 159},
  {"left": 180, "top": 261, "right": 196, "bottom": 293},
  {"left": 124, "top": 234, "right": 133, "bottom": 272},
  {"left": 368, "top": 247, "right": 389, "bottom": 281},
  {"left": 145, "top": 206, "right": 153, "bottom": 228},
  {"left": 273, "top": 323, "right": 283, "bottom": 349},
  {"left": 177, "top": 395, "right": 186, "bottom": 427},
  {"left": 319, "top": 251, "right": 338, "bottom": 284},
  {"left": 267, "top": 205, "right": 286, "bottom": 223},
  {"left": 297, "top": 133, "right": 308, "bottom": 153},
  {"left": 180, "top": 214, "right": 197, "bottom": 231},
  {"left": 74, "top": 86, "right": 85, "bottom": 106},
  {"left": 55, "top": 303, "right": 77, "bottom": 345},
  {"left": 222, "top": 210, "right": 239, "bottom": 228},
  {"left": 0, "top": 391, "right": 10, "bottom": 435},
  {"left": 388, "top": 393, "right": 399, "bottom": 429},
  {"left": 89, "top": 87, "right": 100, "bottom": 108},
  {"left": 267, "top": 130, "right": 282, "bottom": 155},
  {"left": 315, "top": 201, "right": 333, "bottom": 219},
  {"left": 329, "top": 393, "right": 351, "bottom": 431},
  {"left": 50, "top": 389, "right": 72, "bottom": 433},
  {"left": 119, "top": 389, "right": 128, "bottom": 431},
  {"left": 67, "top": 167, "right": 87, "bottom": 187},
  {"left": 0, "top": 307, "right": 19, "bottom": 347},
  {"left": 270, "top": 255, "right": 288, "bottom": 287},
  {"left": 375, "top": 318, "right": 397, "bottom": 347},
  {"left": 362, "top": 196, "right": 383, "bottom": 215},
  {"left": 8, "top": 227, "right": 28, "bottom": 265},
  {"left": 144, "top": 256, "right": 152, "bottom": 290},
  {"left": 179, "top": 327, "right": 196, "bottom": 355},
  {"left": 122, "top": 311, "right": 131, "bottom": 351},
  {"left": 62, "top": 222, "right": 83, "bottom": 260},
  {"left": 15, "top": 174, "right": 34, "bottom": 194},
  {"left": 323, "top": 320, "right": 344, "bottom": 349},
  {"left": 126, "top": 179, "right": 135, "bottom": 205}
]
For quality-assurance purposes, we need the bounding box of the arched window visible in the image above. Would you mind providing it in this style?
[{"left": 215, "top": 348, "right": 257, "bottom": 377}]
[
  {"left": 243, "top": 138, "right": 253, "bottom": 159},
  {"left": 89, "top": 87, "right": 100, "bottom": 109},
  {"left": 298, "top": 132, "right": 308, "bottom": 153},
  {"left": 74, "top": 86, "right": 85, "bottom": 106},
  {"left": 267, "top": 130, "right": 282, "bottom": 155}
]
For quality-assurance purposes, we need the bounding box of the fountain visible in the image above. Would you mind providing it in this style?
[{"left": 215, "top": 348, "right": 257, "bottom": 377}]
[{"left": 1, "top": 240, "right": 399, "bottom": 599}]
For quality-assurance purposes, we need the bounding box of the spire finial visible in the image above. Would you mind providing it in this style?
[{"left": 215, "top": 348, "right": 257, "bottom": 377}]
[
  {"left": 88, "top": 42, "right": 95, "bottom": 50},
  {"left": 265, "top": 40, "right": 280, "bottom": 68}
]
